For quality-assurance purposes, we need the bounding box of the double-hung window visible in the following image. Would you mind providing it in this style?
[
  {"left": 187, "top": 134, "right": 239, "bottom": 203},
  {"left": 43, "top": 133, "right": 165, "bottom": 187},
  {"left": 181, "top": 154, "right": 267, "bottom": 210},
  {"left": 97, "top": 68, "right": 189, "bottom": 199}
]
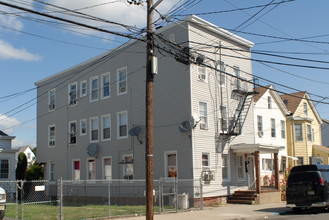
[
  {"left": 222, "top": 155, "right": 230, "bottom": 181},
  {"left": 304, "top": 102, "right": 308, "bottom": 116},
  {"left": 257, "top": 115, "right": 263, "bottom": 137},
  {"left": 68, "top": 82, "right": 77, "bottom": 105},
  {"left": 295, "top": 124, "right": 303, "bottom": 141},
  {"left": 69, "top": 121, "right": 77, "bottom": 144},
  {"left": 48, "top": 89, "right": 56, "bottom": 110},
  {"left": 202, "top": 153, "right": 209, "bottom": 169},
  {"left": 0, "top": 160, "right": 9, "bottom": 179},
  {"left": 123, "top": 155, "right": 133, "bottom": 180},
  {"left": 271, "top": 118, "right": 276, "bottom": 138},
  {"left": 281, "top": 120, "right": 286, "bottom": 139},
  {"left": 262, "top": 159, "right": 273, "bottom": 171},
  {"left": 48, "top": 125, "right": 56, "bottom": 147},
  {"left": 80, "top": 80, "right": 87, "bottom": 97},
  {"left": 268, "top": 96, "right": 272, "bottom": 109},
  {"left": 90, "top": 117, "right": 99, "bottom": 142},
  {"left": 237, "top": 155, "right": 244, "bottom": 180},
  {"left": 101, "top": 73, "right": 110, "bottom": 99},
  {"left": 101, "top": 114, "right": 111, "bottom": 140},
  {"left": 117, "top": 111, "right": 128, "bottom": 138},
  {"left": 233, "top": 66, "right": 240, "bottom": 89},
  {"left": 199, "top": 102, "right": 208, "bottom": 129},
  {"left": 198, "top": 65, "right": 207, "bottom": 82},
  {"left": 90, "top": 76, "right": 99, "bottom": 102},
  {"left": 117, "top": 67, "right": 127, "bottom": 95},
  {"left": 80, "top": 119, "right": 87, "bottom": 136}
]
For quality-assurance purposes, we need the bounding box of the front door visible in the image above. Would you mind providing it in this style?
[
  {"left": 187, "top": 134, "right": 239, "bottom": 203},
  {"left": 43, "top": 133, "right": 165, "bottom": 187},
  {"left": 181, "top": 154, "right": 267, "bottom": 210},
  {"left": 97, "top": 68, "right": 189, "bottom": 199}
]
[{"left": 246, "top": 156, "right": 255, "bottom": 189}]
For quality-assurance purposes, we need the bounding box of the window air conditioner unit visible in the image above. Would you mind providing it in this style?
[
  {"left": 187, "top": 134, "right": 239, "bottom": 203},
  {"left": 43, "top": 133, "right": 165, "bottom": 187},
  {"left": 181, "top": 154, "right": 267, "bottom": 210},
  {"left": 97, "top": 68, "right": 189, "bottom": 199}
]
[
  {"left": 258, "top": 131, "right": 264, "bottom": 137},
  {"left": 203, "top": 172, "right": 214, "bottom": 181},
  {"left": 200, "top": 123, "right": 208, "bottom": 130},
  {"left": 198, "top": 74, "right": 206, "bottom": 81},
  {"left": 49, "top": 104, "right": 55, "bottom": 110}
]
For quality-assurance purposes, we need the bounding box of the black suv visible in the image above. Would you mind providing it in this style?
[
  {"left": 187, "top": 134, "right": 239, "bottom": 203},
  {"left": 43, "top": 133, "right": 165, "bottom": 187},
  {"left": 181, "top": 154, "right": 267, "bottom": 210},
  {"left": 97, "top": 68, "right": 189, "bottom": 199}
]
[{"left": 286, "top": 164, "right": 329, "bottom": 211}]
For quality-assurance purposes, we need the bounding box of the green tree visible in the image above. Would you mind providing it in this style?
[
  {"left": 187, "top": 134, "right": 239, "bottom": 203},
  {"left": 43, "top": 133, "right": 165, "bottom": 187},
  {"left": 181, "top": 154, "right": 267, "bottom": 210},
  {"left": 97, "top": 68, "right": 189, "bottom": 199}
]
[
  {"left": 26, "top": 163, "right": 44, "bottom": 180},
  {"left": 16, "top": 152, "right": 27, "bottom": 180}
]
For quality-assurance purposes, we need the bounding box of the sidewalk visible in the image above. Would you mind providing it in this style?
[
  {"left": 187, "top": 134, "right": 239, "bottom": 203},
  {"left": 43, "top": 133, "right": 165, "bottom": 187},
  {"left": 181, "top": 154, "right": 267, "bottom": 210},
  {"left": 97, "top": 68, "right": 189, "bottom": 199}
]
[{"left": 119, "top": 203, "right": 290, "bottom": 220}]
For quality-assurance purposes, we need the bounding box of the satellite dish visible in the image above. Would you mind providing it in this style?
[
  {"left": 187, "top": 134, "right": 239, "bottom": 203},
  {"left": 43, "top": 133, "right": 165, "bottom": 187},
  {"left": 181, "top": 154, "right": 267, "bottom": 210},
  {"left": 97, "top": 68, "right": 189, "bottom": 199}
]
[
  {"left": 129, "top": 126, "right": 143, "bottom": 136},
  {"left": 87, "top": 143, "right": 99, "bottom": 156},
  {"left": 179, "top": 120, "right": 192, "bottom": 133},
  {"left": 128, "top": 126, "right": 144, "bottom": 144}
]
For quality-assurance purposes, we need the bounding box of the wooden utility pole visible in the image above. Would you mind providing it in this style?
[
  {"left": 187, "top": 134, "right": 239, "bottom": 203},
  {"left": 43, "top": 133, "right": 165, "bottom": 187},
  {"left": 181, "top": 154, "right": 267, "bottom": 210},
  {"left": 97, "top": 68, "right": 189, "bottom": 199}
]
[{"left": 145, "top": 0, "right": 155, "bottom": 219}]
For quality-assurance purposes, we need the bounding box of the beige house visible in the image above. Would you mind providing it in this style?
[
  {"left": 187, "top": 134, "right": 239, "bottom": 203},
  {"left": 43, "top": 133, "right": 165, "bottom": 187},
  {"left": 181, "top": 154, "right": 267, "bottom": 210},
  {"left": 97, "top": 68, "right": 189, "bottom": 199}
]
[{"left": 280, "top": 92, "right": 323, "bottom": 168}]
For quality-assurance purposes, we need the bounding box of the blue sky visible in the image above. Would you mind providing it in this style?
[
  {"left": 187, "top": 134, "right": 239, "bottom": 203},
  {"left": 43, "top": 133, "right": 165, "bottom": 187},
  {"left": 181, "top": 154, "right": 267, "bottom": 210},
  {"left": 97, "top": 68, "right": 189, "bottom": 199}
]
[{"left": 0, "top": 0, "right": 328, "bottom": 147}]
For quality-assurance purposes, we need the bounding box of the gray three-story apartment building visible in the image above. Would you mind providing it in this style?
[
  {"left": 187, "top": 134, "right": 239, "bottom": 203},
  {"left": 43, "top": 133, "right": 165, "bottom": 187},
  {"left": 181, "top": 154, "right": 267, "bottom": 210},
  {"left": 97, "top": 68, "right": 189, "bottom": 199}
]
[{"left": 35, "top": 15, "right": 256, "bottom": 199}]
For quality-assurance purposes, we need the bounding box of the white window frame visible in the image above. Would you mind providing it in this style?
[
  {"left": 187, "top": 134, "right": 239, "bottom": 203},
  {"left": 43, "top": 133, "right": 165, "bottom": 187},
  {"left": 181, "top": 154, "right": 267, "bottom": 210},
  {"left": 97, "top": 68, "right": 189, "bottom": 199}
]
[
  {"left": 72, "top": 159, "right": 80, "bottom": 181},
  {"left": 257, "top": 115, "right": 263, "bottom": 135},
  {"left": 90, "top": 117, "right": 99, "bottom": 142},
  {"left": 68, "top": 82, "right": 78, "bottom": 105},
  {"left": 87, "top": 158, "right": 96, "bottom": 180},
  {"left": 268, "top": 96, "right": 272, "bottom": 109},
  {"left": 165, "top": 151, "right": 177, "bottom": 179},
  {"left": 48, "top": 88, "right": 56, "bottom": 111},
  {"left": 295, "top": 124, "right": 303, "bottom": 141},
  {"left": 69, "top": 121, "right": 77, "bottom": 144},
  {"left": 262, "top": 158, "right": 273, "bottom": 171},
  {"left": 48, "top": 124, "right": 56, "bottom": 147},
  {"left": 197, "top": 65, "right": 207, "bottom": 82},
  {"left": 101, "top": 72, "right": 111, "bottom": 99},
  {"left": 202, "top": 153, "right": 210, "bottom": 170},
  {"left": 49, "top": 161, "right": 55, "bottom": 181},
  {"left": 281, "top": 120, "right": 286, "bottom": 139},
  {"left": 222, "top": 154, "right": 230, "bottom": 181},
  {"left": 103, "top": 157, "right": 112, "bottom": 180},
  {"left": 117, "top": 111, "right": 128, "bottom": 139},
  {"left": 80, "top": 119, "right": 87, "bottom": 136},
  {"left": 101, "top": 114, "right": 111, "bottom": 141},
  {"left": 123, "top": 155, "right": 134, "bottom": 180},
  {"left": 233, "top": 66, "right": 240, "bottom": 89},
  {"left": 199, "top": 101, "right": 208, "bottom": 129},
  {"left": 90, "top": 76, "right": 99, "bottom": 102},
  {"left": 117, "top": 67, "right": 128, "bottom": 95},
  {"left": 304, "top": 102, "right": 308, "bottom": 116},
  {"left": 236, "top": 154, "right": 245, "bottom": 181},
  {"left": 80, "top": 80, "right": 87, "bottom": 98},
  {"left": 271, "top": 118, "right": 276, "bottom": 138}
]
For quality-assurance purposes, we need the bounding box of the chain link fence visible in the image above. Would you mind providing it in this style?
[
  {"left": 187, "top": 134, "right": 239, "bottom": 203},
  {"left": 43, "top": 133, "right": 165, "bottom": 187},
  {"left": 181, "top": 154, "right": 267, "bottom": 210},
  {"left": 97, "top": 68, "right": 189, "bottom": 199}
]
[{"left": 0, "top": 178, "right": 204, "bottom": 220}]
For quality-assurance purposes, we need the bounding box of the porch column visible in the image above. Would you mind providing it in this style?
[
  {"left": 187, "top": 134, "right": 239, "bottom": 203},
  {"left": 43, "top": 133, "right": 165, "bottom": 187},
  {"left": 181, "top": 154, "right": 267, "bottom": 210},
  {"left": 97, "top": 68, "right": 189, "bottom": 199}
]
[
  {"left": 274, "top": 153, "right": 279, "bottom": 190},
  {"left": 254, "top": 151, "right": 261, "bottom": 194}
]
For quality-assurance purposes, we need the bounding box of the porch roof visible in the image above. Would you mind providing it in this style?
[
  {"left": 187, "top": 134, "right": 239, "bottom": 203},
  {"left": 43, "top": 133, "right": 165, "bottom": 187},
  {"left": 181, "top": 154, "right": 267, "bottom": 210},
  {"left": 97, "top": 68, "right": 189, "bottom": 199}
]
[{"left": 231, "top": 143, "right": 285, "bottom": 154}]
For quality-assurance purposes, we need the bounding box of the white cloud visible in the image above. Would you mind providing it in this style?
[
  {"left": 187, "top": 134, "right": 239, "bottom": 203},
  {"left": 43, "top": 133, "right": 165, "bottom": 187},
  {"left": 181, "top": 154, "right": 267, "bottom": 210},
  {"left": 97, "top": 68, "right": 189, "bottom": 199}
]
[
  {"left": 46, "top": 0, "right": 182, "bottom": 34},
  {"left": 0, "top": 39, "right": 42, "bottom": 61},
  {"left": 0, "top": 114, "right": 21, "bottom": 134}
]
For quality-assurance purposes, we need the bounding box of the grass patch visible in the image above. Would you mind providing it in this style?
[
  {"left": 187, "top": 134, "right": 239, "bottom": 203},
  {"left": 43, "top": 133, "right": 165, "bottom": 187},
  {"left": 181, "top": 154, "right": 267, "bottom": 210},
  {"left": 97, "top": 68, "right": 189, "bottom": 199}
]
[{"left": 5, "top": 203, "right": 161, "bottom": 220}]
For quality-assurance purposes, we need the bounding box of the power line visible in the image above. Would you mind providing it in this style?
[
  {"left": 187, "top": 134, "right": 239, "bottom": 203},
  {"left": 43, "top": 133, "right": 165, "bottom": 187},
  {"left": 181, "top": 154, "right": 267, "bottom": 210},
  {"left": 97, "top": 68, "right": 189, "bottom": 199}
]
[{"left": 172, "top": 0, "right": 296, "bottom": 17}]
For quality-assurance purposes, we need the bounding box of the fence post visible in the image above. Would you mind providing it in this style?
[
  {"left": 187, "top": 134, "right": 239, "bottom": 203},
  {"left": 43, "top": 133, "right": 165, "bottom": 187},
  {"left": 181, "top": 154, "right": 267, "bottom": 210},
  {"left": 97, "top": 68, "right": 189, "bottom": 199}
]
[
  {"left": 58, "top": 178, "right": 63, "bottom": 220},
  {"left": 15, "top": 180, "right": 19, "bottom": 219},
  {"left": 175, "top": 178, "right": 178, "bottom": 212},
  {"left": 199, "top": 178, "right": 203, "bottom": 210},
  {"left": 20, "top": 180, "right": 24, "bottom": 220},
  {"left": 108, "top": 179, "right": 111, "bottom": 217},
  {"left": 158, "top": 178, "right": 162, "bottom": 213}
]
